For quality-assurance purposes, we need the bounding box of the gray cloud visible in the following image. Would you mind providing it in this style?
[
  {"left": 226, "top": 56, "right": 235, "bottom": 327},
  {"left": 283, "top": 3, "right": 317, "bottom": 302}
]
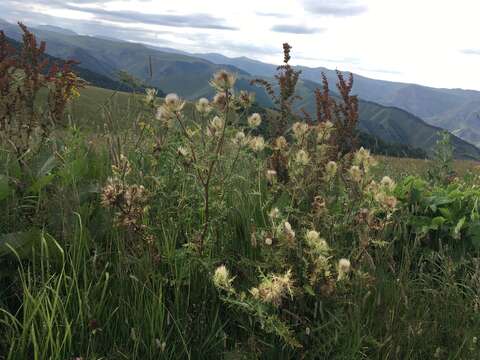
[
  {"left": 59, "top": 4, "right": 237, "bottom": 30},
  {"left": 1, "top": 0, "right": 236, "bottom": 31},
  {"left": 271, "top": 24, "right": 324, "bottom": 34},
  {"left": 302, "top": 0, "right": 367, "bottom": 16},
  {"left": 461, "top": 49, "right": 480, "bottom": 56}
]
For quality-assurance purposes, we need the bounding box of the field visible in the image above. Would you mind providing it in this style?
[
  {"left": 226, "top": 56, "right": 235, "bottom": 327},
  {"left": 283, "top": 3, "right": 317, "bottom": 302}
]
[{"left": 2, "top": 40, "right": 480, "bottom": 360}]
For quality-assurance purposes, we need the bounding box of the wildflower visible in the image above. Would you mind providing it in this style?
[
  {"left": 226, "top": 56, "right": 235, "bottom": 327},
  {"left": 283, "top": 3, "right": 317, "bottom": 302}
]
[
  {"left": 164, "top": 93, "right": 185, "bottom": 112},
  {"left": 211, "top": 116, "right": 225, "bottom": 132},
  {"left": 380, "top": 176, "right": 395, "bottom": 191},
  {"left": 295, "top": 150, "right": 310, "bottom": 166},
  {"left": 213, "top": 92, "right": 228, "bottom": 110},
  {"left": 177, "top": 146, "right": 189, "bottom": 157},
  {"left": 265, "top": 237, "right": 273, "bottom": 246},
  {"left": 292, "top": 122, "right": 309, "bottom": 140},
  {"left": 306, "top": 231, "right": 330, "bottom": 255},
  {"left": 247, "top": 113, "right": 262, "bottom": 128},
  {"left": 382, "top": 194, "right": 398, "bottom": 210},
  {"left": 283, "top": 221, "right": 296, "bottom": 240},
  {"left": 337, "top": 258, "right": 351, "bottom": 281},
  {"left": 196, "top": 97, "right": 211, "bottom": 113},
  {"left": 305, "top": 230, "right": 320, "bottom": 243},
  {"left": 155, "top": 106, "right": 174, "bottom": 127},
  {"left": 250, "top": 136, "right": 265, "bottom": 152},
  {"left": 272, "top": 136, "right": 288, "bottom": 151},
  {"left": 269, "top": 207, "right": 280, "bottom": 220},
  {"left": 101, "top": 177, "right": 123, "bottom": 208},
  {"left": 354, "top": 147, "right": 377, "bottom": 171},
  {"left": 349, "top": 165, "right": 362, "bottom": 183},
  {"left": 257, "top": 270, "right": 294, "bottom": 306},
  {"left": 213, "top": 265, "right": 234, "bottom": 291},
  {"left": 144, "top": 88, "right": 157, "bottom": 105},
  {"left": 210, "top": 70, "right": 236, "bottom": 91},
  {"left": 325, "top": 161, "right": 337, "bottom": 180},
  {"left": 266, "top": 169, "right": 277, "bottom": 183},
  {"left": 233, "top": 131, "right": 247, "bottom": 146},
  {"left": 238, "top": 90, "right": 255, "bottom": 108}
]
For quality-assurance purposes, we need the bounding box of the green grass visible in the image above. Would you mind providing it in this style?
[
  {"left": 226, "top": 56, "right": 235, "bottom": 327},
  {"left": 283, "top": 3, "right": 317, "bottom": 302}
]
[{"left": 2, "top": 85, "right": 480, "bottom": 360}]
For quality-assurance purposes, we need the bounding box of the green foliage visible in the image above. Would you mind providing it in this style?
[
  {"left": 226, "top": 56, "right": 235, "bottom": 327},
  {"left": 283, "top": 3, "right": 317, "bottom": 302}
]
[{"left": 1, "top": 39, "right": 480, "bottom": 360}]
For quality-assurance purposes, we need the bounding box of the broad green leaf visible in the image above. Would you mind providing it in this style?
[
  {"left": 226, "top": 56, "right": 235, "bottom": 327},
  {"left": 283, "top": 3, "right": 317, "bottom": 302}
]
[
  {"left": 467, "top": 222, "right": 480, "bottom": 250},
  {"left": 453, "top": 217, "right": 466, "bottom": 239}
]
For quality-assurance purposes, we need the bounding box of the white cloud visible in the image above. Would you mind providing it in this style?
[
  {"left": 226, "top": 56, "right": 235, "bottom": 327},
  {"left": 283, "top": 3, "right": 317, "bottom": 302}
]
[{"left": 2, "top": 0, "right": 480, "bottom": 90}]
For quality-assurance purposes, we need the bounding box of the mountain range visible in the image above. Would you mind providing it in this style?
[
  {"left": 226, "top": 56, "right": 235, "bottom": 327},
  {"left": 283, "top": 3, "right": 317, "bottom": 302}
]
[{"left": 1, "top": 18, "right": 480, "bottom": 160}]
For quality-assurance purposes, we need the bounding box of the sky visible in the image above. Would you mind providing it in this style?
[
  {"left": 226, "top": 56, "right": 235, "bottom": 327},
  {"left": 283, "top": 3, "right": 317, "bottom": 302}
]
[{"left": 1, "top": 0, "right": 480, "bottom": 90}]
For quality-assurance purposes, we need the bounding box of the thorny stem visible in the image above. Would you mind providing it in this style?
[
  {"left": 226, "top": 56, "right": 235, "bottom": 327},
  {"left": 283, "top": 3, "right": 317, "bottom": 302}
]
[{"left": 200, "top": 90, "right": 231, "bottom": 248}]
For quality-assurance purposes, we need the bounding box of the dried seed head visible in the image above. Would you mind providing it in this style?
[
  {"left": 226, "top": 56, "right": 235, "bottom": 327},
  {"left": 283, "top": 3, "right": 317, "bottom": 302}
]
[
  {"left": 210, "top": 70, "right": 236, "bottom": 91},
  {"left": 292, "top": 122, "right": 309, "bottom": 140},
  {"left": 349, "top": 165, "right": 362, "bottom": 182},
  {"left": 249, "top": 136, "right": 265, "bottom": 152},
  {"left": 213, "top": 265, "right": 233, "bottom": 291},
  {"left": 337, "top": 258, "right": 351, "bottom": 281},
  {"left": 196, "top": 97, "right": 211, "bottom": 113},
  {"left": 295, "top": 150, "right": 310, "bottom": 166},
  {"left": 247, "top": 113, "right": 262, "bottom": 128}
]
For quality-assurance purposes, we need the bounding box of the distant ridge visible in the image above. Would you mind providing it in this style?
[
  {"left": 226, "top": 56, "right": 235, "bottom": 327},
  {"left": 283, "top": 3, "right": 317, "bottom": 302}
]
[{"left": 1, "top": 18, "right": 479, "bottom": 159}]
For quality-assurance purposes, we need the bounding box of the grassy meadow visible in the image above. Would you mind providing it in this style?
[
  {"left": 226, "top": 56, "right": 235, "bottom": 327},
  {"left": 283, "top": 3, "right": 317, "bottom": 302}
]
[{"left": 2, "top": 34, "right": 480, "bottom": 360}]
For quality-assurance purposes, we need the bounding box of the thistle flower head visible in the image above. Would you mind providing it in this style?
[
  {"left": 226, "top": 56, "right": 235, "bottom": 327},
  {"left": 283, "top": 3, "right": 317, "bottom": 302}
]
[
  {"left": 306, "top": 230, "right": 320, "bottom": 243},
  {"left": 337, "top": 258, "right": 351, "bottom": 281},
  {"left": 375, "top": 192, "right": 398, "bottom": 211},
  {"left": 213, "top": 92, "right": 228, "bottom": 110},
  {"left": 292, "top": 122, "right": 309, "bottom": 140},
  {"left": 283, "top": 221, "right": 296, "bottom": 240},
  {"left": 354, "top": 147, "right": 377, "bottom": 171},
  {"left": 257, "top": 270, "right": 294, "bottom": 306},
  {"left": 145, "top": 88, "right": 157, "bottom": 104},
  {"left": 196, "top": 97, "right": 211, "bottom": 114},
  {"left": 233, "top": 131, "right": 247, "bottom": 146},
  {"left": 213, "top": 265, "right": 234, "bottom": 291},
  {"left": 349, "top": 165, "right": 363, "bottom": 183},
  {"left": 249, "top": 136, "right": 265, "bottom": 152},
  {"left": 164, "top": 93, "right": 184, "bottom": 112},
  {"left": 380, "top": 176, "right": 395, "bottom": 192},
  {"left": 325, "top": 161, "right": 338, "bottom": 179},
  {"left": 155, "top": 106, "right": 175, "bottom": 127},
  {"left": 177, "top": 146, "right": 189, "bottom": 157},
  {"left": 210, "top": 116, "right": 225, "bottom": 133},
  {"left": 247, "top": 113, "right": 262, "bottom": 128},
  {"left": 272, "top": 136, "right": 288, "bottom": 151},
  {"left": 269, "top": 207, "right": 280, "bottom": 220},
  {"left": 305, "top": 230, "right": 330, "bottom": 255},
  {"left": 238, "top": 90, "right": 255, "bottom": 108},
  {"left": 295, "top": 150, "right": 310, "bottom": 166},
  {"left": 210, "top": 70, "right": 236, "bottom": 91}
]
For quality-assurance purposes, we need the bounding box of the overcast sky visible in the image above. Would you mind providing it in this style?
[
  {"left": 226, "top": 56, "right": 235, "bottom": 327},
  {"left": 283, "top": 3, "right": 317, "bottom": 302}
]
[{"left": 2, "top": 0, "right": 480, "bottom": 90}]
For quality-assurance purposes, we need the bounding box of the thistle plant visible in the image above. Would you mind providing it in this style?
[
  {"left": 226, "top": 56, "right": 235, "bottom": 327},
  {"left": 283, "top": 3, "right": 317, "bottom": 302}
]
[{"left": 156, "top": 69, "right": 259, "bottom": 249}]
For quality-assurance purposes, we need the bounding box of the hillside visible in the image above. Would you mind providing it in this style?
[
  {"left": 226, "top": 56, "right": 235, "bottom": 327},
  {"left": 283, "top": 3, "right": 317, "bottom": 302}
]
[
  {"left": 197, "top": 53, "right": 480, "bottom": 148},
  {"left": 2, "top": 19, "right": 479, "bottom": 159}
]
